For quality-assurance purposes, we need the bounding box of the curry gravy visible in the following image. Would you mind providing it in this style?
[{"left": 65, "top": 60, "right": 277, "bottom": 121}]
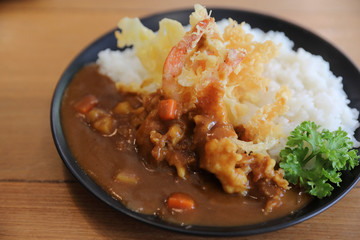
[{"left": 61, "top": 64, "right": 310, "bottom": 226}]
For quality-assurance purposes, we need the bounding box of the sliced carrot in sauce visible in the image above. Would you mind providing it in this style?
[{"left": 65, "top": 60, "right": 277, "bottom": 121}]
[
  {"left": 158, "top": 99, "right": 177, "bottom": 120},
  {"left": 167, "top": 192, "right": 195, "bottom": 211},
  {"left": 74, "top": 95, "right": 98, "bottom": 114}
]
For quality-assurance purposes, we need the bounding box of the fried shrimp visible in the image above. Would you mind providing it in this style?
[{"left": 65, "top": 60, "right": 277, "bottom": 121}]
[{"left": 162, "top": 17, "right": 214, "bottom": 101}]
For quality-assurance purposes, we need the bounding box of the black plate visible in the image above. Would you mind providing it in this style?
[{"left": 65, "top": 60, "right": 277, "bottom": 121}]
[{"left": 51, "top": 8, "right": 360, "bottom": 237}]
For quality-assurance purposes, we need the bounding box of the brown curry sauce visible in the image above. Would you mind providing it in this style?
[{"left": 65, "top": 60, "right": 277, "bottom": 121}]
[{"left": 61, "top": 64, "right": 310, "bottom": 226}]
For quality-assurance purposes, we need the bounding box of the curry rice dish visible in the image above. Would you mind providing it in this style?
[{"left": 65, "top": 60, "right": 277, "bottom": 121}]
[{"left": 60, "top": 5, "right": 359, "bottom": 226}]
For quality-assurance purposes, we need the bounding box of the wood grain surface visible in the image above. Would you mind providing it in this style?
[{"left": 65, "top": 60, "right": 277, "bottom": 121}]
[{"left": 1, "top": 0, "right": 359, "bottom": 239}]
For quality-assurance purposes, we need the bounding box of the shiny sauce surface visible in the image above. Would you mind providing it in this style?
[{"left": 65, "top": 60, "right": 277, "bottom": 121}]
[{"left": 60, "top": 64, "right": 310, "bottom": 226}]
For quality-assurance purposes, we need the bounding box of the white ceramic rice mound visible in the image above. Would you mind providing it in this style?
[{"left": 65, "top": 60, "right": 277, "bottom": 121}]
[{"left": 96, "top": 20, "right": 360, "bottom": 156}]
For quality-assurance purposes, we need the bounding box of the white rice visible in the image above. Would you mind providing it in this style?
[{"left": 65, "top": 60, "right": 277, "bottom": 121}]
[
  {"left": 240, "top": 22, "right": 360, "bottom": 153},
  {"left": 97, "top": 48, "right": 148, "bottom": 88},
  {"left": 96, "top": 20, "right": 360, "bottom": 153}
]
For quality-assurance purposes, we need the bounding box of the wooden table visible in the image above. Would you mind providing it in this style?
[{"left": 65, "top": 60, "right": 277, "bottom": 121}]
[{"left": 1, "top": 0, "right": 359, "bottom": 239}]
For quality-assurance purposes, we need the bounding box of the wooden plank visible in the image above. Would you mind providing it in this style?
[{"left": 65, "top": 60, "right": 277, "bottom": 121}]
[{"left": 0, "top": 182, "right": 359, "bottom": 240}]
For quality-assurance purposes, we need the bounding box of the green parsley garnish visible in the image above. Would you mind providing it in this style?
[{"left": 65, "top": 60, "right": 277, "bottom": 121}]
[{"left": 279, "top": 121, "right": 359, "bottom": 198}]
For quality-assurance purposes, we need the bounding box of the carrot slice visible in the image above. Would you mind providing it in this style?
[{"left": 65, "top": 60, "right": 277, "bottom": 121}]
[
  {"left": 167, "top": 193, "right": 195, "bottom": 211},
  {"left": 158, "top": 99, "right": 177, "bottom": 120},
  {"left": 74, "top": 95, "right": 98, "bottom": 114}
]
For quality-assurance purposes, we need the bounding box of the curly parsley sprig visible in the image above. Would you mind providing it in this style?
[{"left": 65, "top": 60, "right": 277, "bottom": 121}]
[{"left": 279, "top": 121, "right": 359, "bottom": 198}]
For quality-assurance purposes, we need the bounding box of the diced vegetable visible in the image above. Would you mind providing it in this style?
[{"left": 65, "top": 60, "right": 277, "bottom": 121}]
[
  {"left": 167, "top": 192, "right": 195, "bottom": 211},
  {"left": 167, "top": 124, "right": 184, "bottom": 145},
  {"left": 113, "top": 101, "right": 133, "bottom": 115},
  {"left": 86, "top": 108, "right": 108, "bottom": 122},
  {"left": 158, "top": 99, "right": 177, "bottom": 120},
  {"left": 74, "top": 95, "right": 98, "bottom": 114},
  {"left": 92, "top": 116, "right": 116, "bottom": 135},
  {"left": 114, "top": 171, "right": 139, "bottom": 184}
]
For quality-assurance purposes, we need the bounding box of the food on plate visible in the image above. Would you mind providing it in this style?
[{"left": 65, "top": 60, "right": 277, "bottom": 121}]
[{"left": 60, "top": 4, "right": 359, "bottom": 226}]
